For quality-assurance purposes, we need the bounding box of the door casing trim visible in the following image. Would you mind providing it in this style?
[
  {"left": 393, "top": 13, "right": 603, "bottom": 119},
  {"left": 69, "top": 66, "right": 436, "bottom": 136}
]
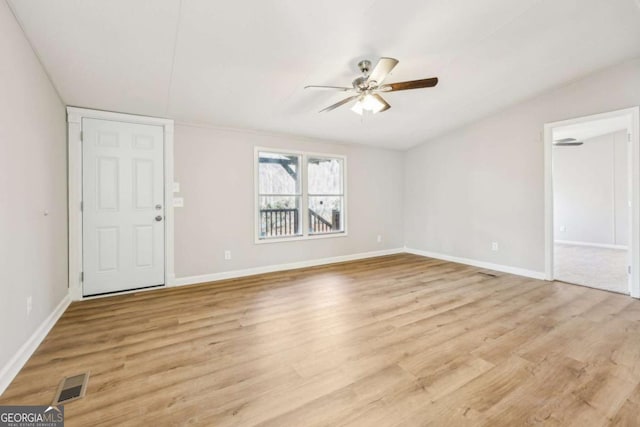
[
  {"left": 544, "top": 106, "right": 640, "bottom": 298},
  {"left": 67, "top": 107, "right": 175, "bottom": 301}
]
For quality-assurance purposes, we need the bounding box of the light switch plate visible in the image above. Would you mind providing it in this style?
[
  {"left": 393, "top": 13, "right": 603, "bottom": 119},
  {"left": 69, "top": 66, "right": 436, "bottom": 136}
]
[
  {"left": 173, "top": 197, "right": 184, "bottom": 207},
  {"left": 173, "top": 182, "right": 180, "bottom": 193}
]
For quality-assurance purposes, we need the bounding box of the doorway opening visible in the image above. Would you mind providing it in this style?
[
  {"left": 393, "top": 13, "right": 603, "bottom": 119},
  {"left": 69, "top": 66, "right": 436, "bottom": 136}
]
[{"left": 544, "top": 107, "right": 640, "bottom": 297}]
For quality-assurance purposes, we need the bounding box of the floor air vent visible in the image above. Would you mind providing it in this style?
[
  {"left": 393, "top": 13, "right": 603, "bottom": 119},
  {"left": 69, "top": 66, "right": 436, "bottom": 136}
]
[
  {"left": 52, "top": 372, "right": 89, "bottom": 405},
  {"left": 477, "top": 272, "right": 499, "bottom": 278}
]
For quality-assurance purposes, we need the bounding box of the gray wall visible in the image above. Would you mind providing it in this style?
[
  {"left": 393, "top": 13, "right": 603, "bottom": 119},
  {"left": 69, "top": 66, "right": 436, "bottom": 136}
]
[
  {"left": 553, "top": 130, "right": 628, "bottom": 246},
  {"left": 173, "top": 124, "right": 404, "bottom": 278},
  {"left": 404, "top": 58, "right": 640, "bottom": 273},
  {"left": 0, "top": 2, "right": 68, "bottom": 374}
]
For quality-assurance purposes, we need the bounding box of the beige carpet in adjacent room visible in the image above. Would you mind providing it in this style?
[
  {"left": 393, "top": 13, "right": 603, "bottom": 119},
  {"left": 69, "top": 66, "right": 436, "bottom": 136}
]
[{"left": 554, "top": 243, "right": 628, "bottom": 294}]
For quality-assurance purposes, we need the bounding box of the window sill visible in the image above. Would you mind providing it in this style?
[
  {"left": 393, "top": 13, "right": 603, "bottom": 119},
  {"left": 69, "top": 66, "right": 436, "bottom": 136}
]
[{"left": 255, "top": 231, "right": 348, "bottom": 245}]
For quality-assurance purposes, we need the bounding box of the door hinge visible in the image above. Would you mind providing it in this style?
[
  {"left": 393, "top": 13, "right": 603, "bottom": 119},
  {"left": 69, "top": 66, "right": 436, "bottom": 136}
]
[
  {"left": 628, "top": 265, "right": 631, "bottom": 275},
  {"left": 80, "top": 201, "right": 83, "bottom": 212},
  {"left": 80, "top": 130, "right": 83, "bottom": 142},
  {"left": 80, "top": 272, "right": 84, "bottom": 282}
]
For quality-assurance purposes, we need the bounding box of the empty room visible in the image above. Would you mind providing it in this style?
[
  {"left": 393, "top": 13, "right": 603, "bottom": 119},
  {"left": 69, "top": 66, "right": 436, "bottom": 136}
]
[{"left": 1, "top": 0, "right": 640, "bottom": 426}]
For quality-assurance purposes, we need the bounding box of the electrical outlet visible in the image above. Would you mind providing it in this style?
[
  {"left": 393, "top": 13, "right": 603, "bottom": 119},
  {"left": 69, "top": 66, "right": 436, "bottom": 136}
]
[
  {"left": 224, "top": 250, "right": 231, "bottom": 260},
  {"left": 491, "top": 242, "right": 499, "bottom": 251},
  {"left": 377, "top": 235, "right": 383, "bottom": 243},
  {"left": 27, "top": 296, "right": 32, "bottom": 316}
]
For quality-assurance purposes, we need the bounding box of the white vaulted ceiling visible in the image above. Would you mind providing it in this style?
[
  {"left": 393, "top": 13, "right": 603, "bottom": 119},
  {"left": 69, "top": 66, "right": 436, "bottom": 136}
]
[{"left": 8, "top": 0, "right": 640, "bottom": 149}]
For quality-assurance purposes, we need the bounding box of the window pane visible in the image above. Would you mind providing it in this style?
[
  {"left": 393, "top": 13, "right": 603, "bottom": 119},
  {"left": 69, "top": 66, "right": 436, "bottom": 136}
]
[
  {"left": 308, "top": 157, "right": 343, "bottom": 195},
  {"left": 308, "top": 196, "right": 344, "bottom": 234},
  {"left": 258, "top": 152, "right": 300, "bottom": 195},
  {"left": 259, "top": 196, "right": 301, "bottom": 238}
]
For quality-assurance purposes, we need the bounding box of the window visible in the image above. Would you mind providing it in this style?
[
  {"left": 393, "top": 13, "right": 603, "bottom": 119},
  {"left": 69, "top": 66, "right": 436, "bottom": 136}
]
[
  {"left": 307, "top": 156, "right": 344, "bottom": 235},
  {"left": 255, "top": 148, "right": 346, "bottom": 242},
  {"left": 257, "top": 151, "right": 302, "bottom": 239}
]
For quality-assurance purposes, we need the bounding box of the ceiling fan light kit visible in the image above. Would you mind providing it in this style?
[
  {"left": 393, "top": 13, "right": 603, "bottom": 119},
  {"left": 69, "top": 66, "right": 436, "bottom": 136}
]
[
  {"left": 305, "top": 57, "right": 439, "bottom": 115},
  {"left": 351, "top": 93, "right": 387, "bottom": 115}
]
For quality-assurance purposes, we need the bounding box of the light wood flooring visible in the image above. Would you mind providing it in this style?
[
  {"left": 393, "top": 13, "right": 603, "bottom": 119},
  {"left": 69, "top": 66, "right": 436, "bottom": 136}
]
[{"left": 1, "top": 254, "right": 639, "bottom": 426}]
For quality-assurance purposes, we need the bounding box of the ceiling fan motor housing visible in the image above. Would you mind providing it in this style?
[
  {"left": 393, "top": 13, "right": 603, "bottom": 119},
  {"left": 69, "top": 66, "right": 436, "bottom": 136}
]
[{"left": 352, "top": 76, "right": 369, "bottom": 91}]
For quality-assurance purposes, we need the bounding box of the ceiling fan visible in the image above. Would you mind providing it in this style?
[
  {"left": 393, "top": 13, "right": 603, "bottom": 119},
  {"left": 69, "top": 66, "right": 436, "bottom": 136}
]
[{"left": 305, "top": 57, "right": 439, "bottom": 115}]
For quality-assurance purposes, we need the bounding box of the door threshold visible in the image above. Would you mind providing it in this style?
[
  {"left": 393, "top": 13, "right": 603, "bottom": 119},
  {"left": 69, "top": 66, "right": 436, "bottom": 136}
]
[
  {"left": 83, "top": 284, "right": 165, "bottom": 299},
  {"left": 553, "top": 279, "right": 629, "bottom": 296}
]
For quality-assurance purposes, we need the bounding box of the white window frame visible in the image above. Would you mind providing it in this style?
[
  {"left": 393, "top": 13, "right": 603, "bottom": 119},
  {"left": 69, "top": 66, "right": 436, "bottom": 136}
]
[{"left": 254, "top": 147, "right": 348, "bottom": 244}]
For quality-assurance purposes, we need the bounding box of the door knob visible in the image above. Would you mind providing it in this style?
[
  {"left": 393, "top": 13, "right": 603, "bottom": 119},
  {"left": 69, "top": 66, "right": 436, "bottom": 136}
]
[
  {"left": 155, "top": 215, "right": 163, "bottom": 222},
  {"left": 155, "top": 204, "right": 162, "bottom": 210}
]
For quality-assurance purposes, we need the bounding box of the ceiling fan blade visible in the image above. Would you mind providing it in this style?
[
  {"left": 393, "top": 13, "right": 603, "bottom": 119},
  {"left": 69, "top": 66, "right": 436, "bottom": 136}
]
[
  {"left": 379, "top": 77, "right": 439, "bottom": 92},
  {"left": 553, "top": 138, "right": 583, "bottom": 146},
  {"left": 305, "top": 85, "right": 353, "bottom": 92},
  {"left": 366, "top": 57, "right": 399, "bottom": 85},
  {"left": 319, "top": 95, "right": 359, "bottom": 112},
  {"left": 553, "top": 141, "right": 584, "bottom": 146},
  {"left": 371, "top": 94, "right": 391, "bottom": 113}
]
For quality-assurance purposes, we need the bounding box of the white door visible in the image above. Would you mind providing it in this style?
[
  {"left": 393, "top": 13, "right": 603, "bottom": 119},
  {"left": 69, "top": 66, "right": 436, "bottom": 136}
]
[{"left": 82, "top": 118, "right": 165, "bottom": 296}]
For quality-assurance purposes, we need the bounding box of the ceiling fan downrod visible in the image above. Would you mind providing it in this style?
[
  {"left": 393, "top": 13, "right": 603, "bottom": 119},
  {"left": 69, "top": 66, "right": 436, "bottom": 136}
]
[{"left": 357, "top": 59, "right": 372, "bottom": 76}]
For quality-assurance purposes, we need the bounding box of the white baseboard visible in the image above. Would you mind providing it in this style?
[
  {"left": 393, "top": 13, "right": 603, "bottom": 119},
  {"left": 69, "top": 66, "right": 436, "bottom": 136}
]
[
  {"left": 404, "top": 247, "right": 546, "bottom": 280},
  {"left": 173, "top": 248, "right": 405, "bottom": 286},
  {"left": 554, "top": 240, "right": 628, "bottom": 250},
  {"left": 0, "top": 293, "right": 71, "bottom": 395},
  {"left": 174, "top": 247, "right": 547, "bottom": 286}
]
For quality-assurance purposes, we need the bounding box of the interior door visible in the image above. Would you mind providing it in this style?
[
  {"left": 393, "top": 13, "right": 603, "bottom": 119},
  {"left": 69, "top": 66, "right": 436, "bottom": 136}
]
[{"left": 82, "top": 118, "right": 165, "bottom": 296}]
